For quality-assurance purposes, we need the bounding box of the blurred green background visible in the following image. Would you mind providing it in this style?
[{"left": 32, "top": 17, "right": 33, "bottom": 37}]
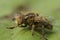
[{"left": 0, "top": 0, "right": 60, "bottom": 40}]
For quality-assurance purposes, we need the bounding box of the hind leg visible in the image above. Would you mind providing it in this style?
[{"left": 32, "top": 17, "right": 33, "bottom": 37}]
[
  {"left": 31, "top": 24, "right": 35, "bottom": 36},
  {"left": 41, "top": 25, "right": 48, "bottom": 40}
]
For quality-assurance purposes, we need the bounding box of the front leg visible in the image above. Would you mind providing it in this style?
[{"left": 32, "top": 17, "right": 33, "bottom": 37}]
[
  {"left": 7, "top": 22, "right": 21, "bottom": 29},
  {"left": 6, "top": 24, "right": 20, "bottom": 29},
  {"left": 31, "top": 24, "right": 35, "bottom": 36}
]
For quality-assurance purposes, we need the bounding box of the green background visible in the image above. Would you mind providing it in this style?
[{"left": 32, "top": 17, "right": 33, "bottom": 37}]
[{"left": 0, "top": 0, "right": 60, "bottom": 40}]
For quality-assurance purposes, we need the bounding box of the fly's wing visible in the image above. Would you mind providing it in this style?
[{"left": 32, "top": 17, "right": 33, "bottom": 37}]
[{"left": 46, "top": 16, "right": 55, "bottom": 25}]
